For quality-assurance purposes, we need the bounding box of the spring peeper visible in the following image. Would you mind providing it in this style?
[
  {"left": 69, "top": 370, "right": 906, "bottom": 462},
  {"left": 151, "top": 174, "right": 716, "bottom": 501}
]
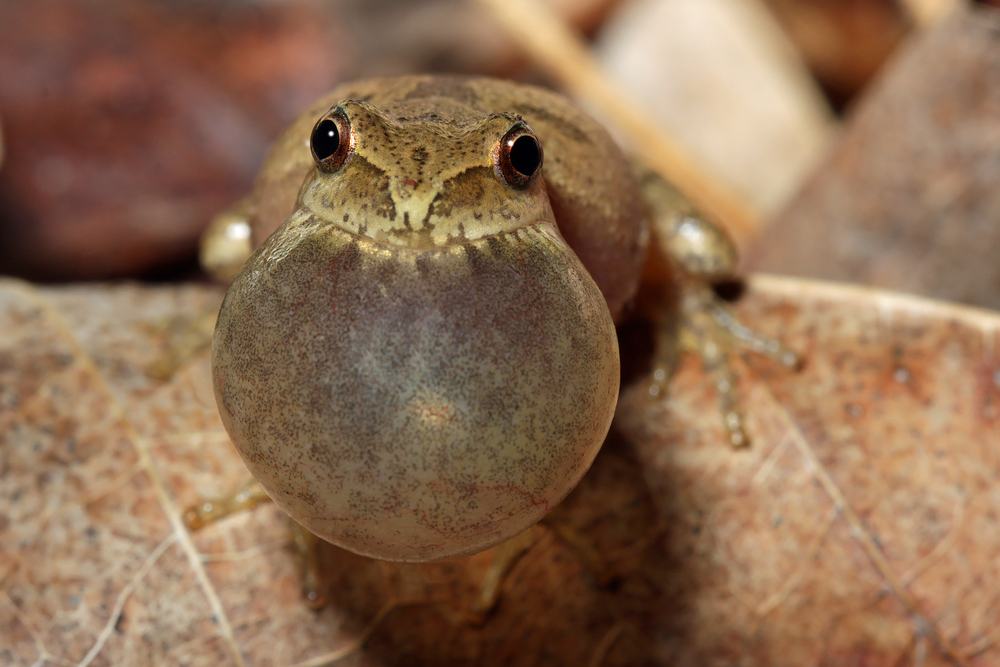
[{"left": 198, "top": 74, "right": 793, "bottom": 565}]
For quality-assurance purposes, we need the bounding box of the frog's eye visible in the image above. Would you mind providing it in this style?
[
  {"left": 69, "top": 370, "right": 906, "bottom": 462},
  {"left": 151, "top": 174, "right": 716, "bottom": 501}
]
[
  {"left": 310, "top": 108, "right": 353, "bottom": 172},
  {"left": 496, "top": 124, "right": 543, "bottom": 188}
]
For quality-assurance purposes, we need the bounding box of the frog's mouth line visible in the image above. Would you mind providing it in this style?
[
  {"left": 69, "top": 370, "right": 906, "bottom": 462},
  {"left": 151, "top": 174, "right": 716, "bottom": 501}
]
[
  {"left": 294, "top": 156, "right": 556, "bottom": 251},
  {"left": 292, "top": 206, "right": 567, "bottom": 253}
]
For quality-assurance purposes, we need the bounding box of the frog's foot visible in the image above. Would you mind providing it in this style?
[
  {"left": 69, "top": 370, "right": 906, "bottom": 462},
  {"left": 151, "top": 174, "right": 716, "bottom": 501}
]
[
  {"left": 289, "top": 520, "right": 329, "bottom": 609},
  {"left": 465, "top": 511, "right": 622, "bottom": 624},
  {"left": 465, "top": 528, "right": 539, "bottom": 625},
  {"left": 655, "top": 281, "right": 799, "bottom": 447},
  {"left": 183, "top": 479, "right": 331, "bottom": 607},
  {"left": 182, "top": 478, "right": 272, "bottom": 530},
  {"left": 640, "top": 169, "right": 799, "bottom": 446}
]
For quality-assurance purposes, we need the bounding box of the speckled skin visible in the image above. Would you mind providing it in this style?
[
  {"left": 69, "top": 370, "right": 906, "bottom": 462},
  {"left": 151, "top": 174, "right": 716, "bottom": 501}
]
[
  {"left": 210, "top": 75, "right": 646, "bottom": 561},
  {"left": 204, "top": 76, "right": 649, "bottom": 321}
]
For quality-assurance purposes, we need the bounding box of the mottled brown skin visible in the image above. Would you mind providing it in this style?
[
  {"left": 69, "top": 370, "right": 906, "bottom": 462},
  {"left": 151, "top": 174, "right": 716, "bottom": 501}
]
[
  {"left": 203, "top": 76, "right": 648, "bottom": 320},
  {"left": 209, "top": 76, "right": 639, "bottom": 561}
]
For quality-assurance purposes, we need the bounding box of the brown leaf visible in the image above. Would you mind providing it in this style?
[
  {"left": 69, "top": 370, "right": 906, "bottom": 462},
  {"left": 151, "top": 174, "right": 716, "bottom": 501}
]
[
  {"left": 748, "top": 3, "right": 1000, "bottom": 311},
  {"left": 2, "top": 275, "right": 999, "bottom": 666}
]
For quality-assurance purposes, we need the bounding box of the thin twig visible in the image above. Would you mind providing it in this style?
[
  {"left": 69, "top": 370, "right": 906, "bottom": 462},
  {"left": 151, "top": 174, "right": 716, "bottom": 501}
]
[
  {"left": 587, "top": 621, "right": 626, "bottom": 667},
  {"left": 77, "top": 535, "right": 178, "bottom": 667},
  {"left": 289, "top": 598, "right": 429, "bottom": 667},
  {"left": 901, "top": 0, "right": 958, "bottom": 27}
]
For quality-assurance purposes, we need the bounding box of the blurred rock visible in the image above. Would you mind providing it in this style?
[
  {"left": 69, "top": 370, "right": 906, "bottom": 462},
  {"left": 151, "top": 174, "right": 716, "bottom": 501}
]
[
  {"left": 341, "top": 0, "right": 624, "bottom": 78},
  {"left": 748, "top": 3, "right": 1000, "bottom": 310},
  {"left": 762, "top": 0, "right": 910, "bottom": 108},
  {"left": 594, "top": 0, "right": 836, "bottom": 221},
  {"left": 0, "top": 0, "right": 344, "bottom": 281}
]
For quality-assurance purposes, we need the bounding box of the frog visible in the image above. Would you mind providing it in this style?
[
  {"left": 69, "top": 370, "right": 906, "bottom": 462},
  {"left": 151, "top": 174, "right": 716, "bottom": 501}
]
[{"left": 190, "top": 75, "right": 796, "bottom": 600}]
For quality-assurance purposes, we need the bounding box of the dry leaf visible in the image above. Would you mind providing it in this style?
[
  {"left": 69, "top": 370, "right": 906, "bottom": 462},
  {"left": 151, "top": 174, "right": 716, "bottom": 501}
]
[
  {"left": 2, "top": 275, "right": 999, "bottom": 666},
  {"left": 748, "top": 3, "right": 1000, "bottom": 311}
]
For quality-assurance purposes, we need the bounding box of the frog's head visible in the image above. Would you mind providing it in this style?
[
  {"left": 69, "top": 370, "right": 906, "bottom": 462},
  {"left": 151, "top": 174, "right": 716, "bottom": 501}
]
[
  {"left": 212, "top": 92, "right": 619, "bottom": 564},
  {"left": 296, "top": 99, "right": 554, "bottom": 249}
]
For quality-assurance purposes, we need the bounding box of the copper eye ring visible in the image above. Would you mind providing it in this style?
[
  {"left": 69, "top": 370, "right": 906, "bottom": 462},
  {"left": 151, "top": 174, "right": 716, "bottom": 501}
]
[
  {"left": 496, "top": 124, "right": 543, "bottom": 188},
  {"left": 310, "top": 108, "right": 353, "bottom": 172}
]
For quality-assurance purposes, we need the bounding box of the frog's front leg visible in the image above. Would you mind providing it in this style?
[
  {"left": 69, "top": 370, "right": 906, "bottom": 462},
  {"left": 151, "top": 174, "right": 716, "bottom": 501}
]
[
  {"left": 198, "top": 199, "right": 254, "bottom": 284},
  {"left": 638, "top": 168, "right": 799, "bottom": 447},
  {"left": 182, "top": 477, "right": 272, "bottom": 530}
]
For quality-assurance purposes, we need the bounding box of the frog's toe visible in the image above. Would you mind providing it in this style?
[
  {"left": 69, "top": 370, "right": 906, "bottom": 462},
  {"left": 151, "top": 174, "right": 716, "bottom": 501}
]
[
  {"left": 649, "top": 280, "right": 798, "bottom": 448},
  {"left": 705, "top": 298, "right": 801, "bottom": 370},
  {"left": 181, "top": 478, "right": 271, "bottom": 531}
]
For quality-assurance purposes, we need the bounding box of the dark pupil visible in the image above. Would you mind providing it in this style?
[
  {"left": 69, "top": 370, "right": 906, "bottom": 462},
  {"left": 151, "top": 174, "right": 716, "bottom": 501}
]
[
  {"left": 509, "top": 135, "right": 540, "bottom": 176},
  {"left": 312, "top": 119, "right": 340, "bottom": 160}
]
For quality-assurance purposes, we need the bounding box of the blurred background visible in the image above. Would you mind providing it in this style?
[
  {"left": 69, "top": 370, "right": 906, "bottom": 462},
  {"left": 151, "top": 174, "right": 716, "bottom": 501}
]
[{"left": 1, "top": 0, "right": 997, "bottom": 309}]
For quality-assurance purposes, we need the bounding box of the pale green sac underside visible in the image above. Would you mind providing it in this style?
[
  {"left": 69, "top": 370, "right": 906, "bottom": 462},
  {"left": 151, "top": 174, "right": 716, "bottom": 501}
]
[{"left": 212, "top": 214, "right": 620, "bottom": 561}]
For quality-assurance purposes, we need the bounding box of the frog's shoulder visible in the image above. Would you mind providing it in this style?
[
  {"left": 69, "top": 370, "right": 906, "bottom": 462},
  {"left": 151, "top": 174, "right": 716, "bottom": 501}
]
[{"left": 330, "top": 76, "right": 649, "bottom": 319}]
